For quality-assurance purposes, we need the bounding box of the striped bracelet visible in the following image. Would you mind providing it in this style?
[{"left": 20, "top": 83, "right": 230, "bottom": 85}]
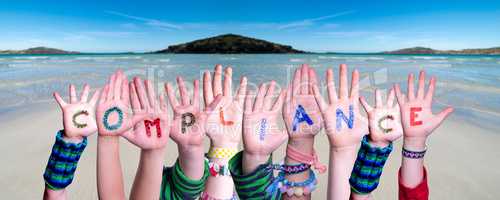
[{"left": 402, "top": 147, "right": 427, "bottom": 159}]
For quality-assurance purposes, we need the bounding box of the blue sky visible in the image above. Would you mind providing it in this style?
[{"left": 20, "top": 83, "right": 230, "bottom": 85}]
[{"left": 0, "top": 0, "right": 499, "bottom": 52}]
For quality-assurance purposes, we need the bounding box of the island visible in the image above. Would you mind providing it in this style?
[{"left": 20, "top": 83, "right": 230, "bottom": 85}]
[
  {"left": 383, "top": 46, "right": 500, "bottom": 55},
  {"left": 0, "top": 47, "right": 79, "bottom": 55},
  {"left": 154, "top": 34, "right": 304, "bottom": 54}
]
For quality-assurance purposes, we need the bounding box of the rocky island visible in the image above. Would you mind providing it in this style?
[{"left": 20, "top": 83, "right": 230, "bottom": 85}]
[
  {"left": 383, "top": 46, "right": 500, "bottom": 55},
  {"left": 154, "top": 34, "right": 304, "bottom": 54},
  {"left": 0, "top": 47, "right": 79, "bottom": 55}
]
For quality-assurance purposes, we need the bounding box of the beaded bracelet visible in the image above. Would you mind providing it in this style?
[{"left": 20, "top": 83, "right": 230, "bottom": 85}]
[
  {"left": 402, "top": 147, "right": 427, "bottom": 159},
  {"left": 267, "top": 163, "right": 311, "bottom": 175},
  {"left": 43, "top": 130, "right": 87, "bottom": 190},
  {"left": 267, "top": 169, "right": 318, "bottom": 197},
  {"left": 200, "top": 192, "right": 238, "bottom": 200},
  {"left": 208, "top": 160, "right": 231, "bottom": 177}
]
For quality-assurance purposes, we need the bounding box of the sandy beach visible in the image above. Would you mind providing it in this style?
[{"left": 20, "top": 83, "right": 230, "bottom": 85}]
[{"left": 1, "top": 101, "right": 498, "bottom": 200}]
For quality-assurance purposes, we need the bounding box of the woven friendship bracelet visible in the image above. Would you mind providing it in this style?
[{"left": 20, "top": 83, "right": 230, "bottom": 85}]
[
  {"left": 349, "top": 135, "right": 393, "bottom": 194},
  {"left": 207, "top": 147, "right": 238, "bottom": 159},
  {"left": 208, "top": 160, "right": 231, "bottom": 177},
  {"left": 267, "top": 163, "right": 311, "bottom": 175},
  {"left": 43, "top": 130, "right": 87, "bottom": 190},
  {"left": 402, "top": 147, "right": 427, "bottom": 159}
]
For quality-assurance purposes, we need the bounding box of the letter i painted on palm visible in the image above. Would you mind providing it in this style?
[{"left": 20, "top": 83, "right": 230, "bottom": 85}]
[
  {"left": 336, "top": 105, "right": 354, "bottom": 131},
  {"left": 144, "top": 118, "right": 161, "bottom": 138},
  {"left": 259, "top": 119, "right": 267, "bottom": 141},
  {"left": 410, "top": 107, "right": 423, "bottom": 126},
  {"left": 292, "top": 105, "right": 314, "bottom": 132}
]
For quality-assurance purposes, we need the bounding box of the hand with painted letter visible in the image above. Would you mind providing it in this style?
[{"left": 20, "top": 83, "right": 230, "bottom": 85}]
[
  {"left": 243, "top": 81, "right": 288, "bottom": 158},
  {"left": 394, "top": 71, "right": 454, "bottom": 147},
  {"left": 203, "top": 65, "right": 247, "bottom": 148},
  {"left": 96, "top": 70, "right": 145, "bottom": 136},
  {"left": 121, "top": 77, "right": 170, "bottom": 149},
  {"left": 360, "top": 88, "right": 403, "bottom": 147},
  {"left": 312, "top": 64, "right": 368, "bottom": 149},
  {"left": 53, "top": 84, "right": 100, "bottom": 142}
]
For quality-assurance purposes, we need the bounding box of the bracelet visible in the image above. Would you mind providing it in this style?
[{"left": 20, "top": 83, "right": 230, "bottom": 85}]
[
  {"left": 402, "top": 147, "right": 427, "bottom": 159},
  {"left": 207, "top": 147, "right": 238, "bottom": 159},
  {"left": 200, "top": 192, "right": 238, "bottom": 200},
  {"left": 43, "top": 130, "right": 87, "bottom": 190},
  {"left": 267, "top": 169, "right": 318, "bottom": 197},
  {"left": 267, "top": 163, "right": 311, "bottom": 175},
  {"left": 286, "top": 145, "right": 326, "bottom": 173},
  {"left": 207, "top": 160, "right": 231, "bottom": 177}
]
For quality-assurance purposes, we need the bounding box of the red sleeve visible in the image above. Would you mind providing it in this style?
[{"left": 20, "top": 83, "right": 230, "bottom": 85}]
[{"left": 398, "top": 167, "right": 429, "bottom": 200}]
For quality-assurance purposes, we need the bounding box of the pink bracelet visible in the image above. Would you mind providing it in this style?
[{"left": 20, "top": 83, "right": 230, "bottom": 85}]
[{"left": 286, "top": 145, "right": 327, "bottom": 174}]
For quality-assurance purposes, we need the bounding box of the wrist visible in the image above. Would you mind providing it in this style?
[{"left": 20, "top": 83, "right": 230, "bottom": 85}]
[
  {"left": 287, "top": 138, "right": 314, "bottom": 154},
  {"left": 178, "top": 145, "right": 204, "bottom": 160},
  {"left": 368, "top": 137, "right": 391, "bottom": 148},
  {"left": 403, "top": 137, "right": 427, "bottom": 151},
  {"left": 242, "top": 151, "right": 270, "bottom": 165},
  {"left": 62, "top": 135, "right": 84, "bottom": 144}
]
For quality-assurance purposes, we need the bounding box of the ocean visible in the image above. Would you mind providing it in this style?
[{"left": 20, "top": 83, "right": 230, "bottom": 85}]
[{"left": 1, "top": 53, "right": 499, "bottom": 131}]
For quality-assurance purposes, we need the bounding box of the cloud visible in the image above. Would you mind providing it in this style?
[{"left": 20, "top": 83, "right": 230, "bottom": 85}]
[
  {"left": 277, "top": 10, "right": 355, "bottom": 30},
  {"left": 105, "top": 10, "right": 183, "bottom": 30}
]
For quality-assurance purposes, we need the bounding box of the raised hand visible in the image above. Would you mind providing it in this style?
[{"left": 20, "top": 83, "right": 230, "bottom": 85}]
[
  {"left": 243, "top": 81, "right": 288, "bottom": 157},
  {"left": 121, "top": 77, "right": 170, "bottom": 149},
  {"left": 312, "top": 64, "right": 368, "bottom": 149},
  {"left": 203, "top": 65, "right": 247, "bottom": 148},
  {"left": 282, "top": 64, "right": 323, "bottom": 140},
  {"left": 360, "top": 88, "right": 403, "bottom": 147},
  {"left": 53, "top": 84, "right": 100, "bottom": 141},
  {"left": 394, "top": 70, "right": 454, "bottom": 145},
  {"left": 96, "top": 70, "right": 144, "bottom": 136}
]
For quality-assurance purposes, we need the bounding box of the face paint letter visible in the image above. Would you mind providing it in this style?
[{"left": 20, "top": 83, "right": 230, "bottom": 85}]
[
  {"left": 378, "top": 115, "right": 394, "bottom": 133},
  {"left": 336, "top": 105, "right": 354, "bottom": 131},
  {"left": 410, "top": 107, "right": 423, "bottom": 126},
  {"left": 292, "top": 105, "right": 314, "bottom": 132},
  {"left": 219, "top": 108, "right": 234, "bottom": 126},
  {"left": 144, "top": 118, "right": 161, "bottom": 138},
  {"left": 103, "top": 107, "right": 124, "bottom": 131},
  {"left": 258, "top": 119, "right": 268, "bottom": 141},
  {"left": 72, "top": 110, "right": 89, "bottom": 128},
  {"left": 181, "top": 113, "right": 195, "bottom": 133}
]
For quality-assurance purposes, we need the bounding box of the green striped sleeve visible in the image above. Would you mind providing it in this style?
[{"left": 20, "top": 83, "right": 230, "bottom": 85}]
[{"left": 160, "top": 160, "right": 209, "bottom": 200}]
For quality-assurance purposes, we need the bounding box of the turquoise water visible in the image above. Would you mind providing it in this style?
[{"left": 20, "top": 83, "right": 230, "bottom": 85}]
[{"left": 1, "top": 54, "right": 499, "bottom": 131}]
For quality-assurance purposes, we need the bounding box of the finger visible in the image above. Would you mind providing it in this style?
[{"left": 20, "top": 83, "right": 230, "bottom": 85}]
[
  {"left": 339, "top": 64, "right": 348, "bottom": 99},
  {"left": 130, "top": 82, "right": 141, "bottom": 110},
  {"left": 177, "top": 76, "right": 190, "bottom": 106},
  {"left": 312, "top": 84, "right": 327, "bottom": 112},
  {"left": 114, "top": 70, "right": 123, "bottom": 100},
  {"left": 223, "top": 67, "right": 233, "bottom": 97},
  {"left": 69, "top": 84, "right": 77, "bottom": 104},
  {"left": 121, "top": 130, "right": 135, "bottom": 142},
  {"left": 375, "top": 89, "right": 383, "bottom": 108},
  {"left": 272, "top": 89, "right": 286, "bottom": 112},
  {"left": 107, "top": 73, "right": 116, "bottom": 101},
  {"left": 80, "top": 84, "right": 90, "bottom": 103},
  {"left": 425, "top": 76, "right": 436, "bottom": 103},
  {"left": 253, "top": 83, "right": 266, "bottom": 112},
  {"left": 53, "top": 92, "right": 67, "bottom": 108},
  {"left": 263, "top": 81, "right": 276, "bottom": 110},
  {"left": 206, "top": 94, "right": 223, "bottom": 112},
  {"left": 134, "top": 77, "right": 150, "bottom": 109},
  {"left": 359, "top": 96, "right": 373, "bottom": 113},
  {"left": 145, "top": 79, "right": 157, "bottom": 109},
  {"left": 192, "top": 79, "right": 200, "bottom": 107},
  {"left": 89, "top": 88, "right": 101, "bottom": 106},
  {"left": 417, "top": 70, "right": 426, "bottom": 99},
  {"left": 234, "top": 76, "right": 247, "bottom": 108},
  {"left": 244, "top": 90, "right": 254, "bottom": 115},
  {"left": 308, "top": 67, "right": 319, "bottom": 95},
  {"left": 292, "top": 68, "right": 301, "bottom": 97},
  {"left": 387, "top": 87, "right": 395, "bottom": 107},
  {"left": 394, "top": 84, "right": 406, "bottom": 105},
  {"left": 408, "top": 73, "right": 415, "bottom": 100},
  {"left": 165, "top": 82, "right": 179, "bottom": 108},
  {"left": 159, "top": 93, "right": 168, "bottom": 112},
  {"left": 213, "top": 64, "right": 223, "bottom": 96},
  {"left": 350, "top": 69, "right": 359, "bottom": 100},
  {"left": 326, "top": 68, "right": 338, "bottom": 103},
  {"left": 121, "top": 78, "right": 130, "bottom": 106},
  {"left": 434, "top": 107, "right": 454, "bottom": 126},
  {"left": 99, "top": 84, "right": 109, "bottom": 104},
  {"left": 203, "top": 70, "right": 214, "bottom": 105},
  {"left": 300, "top": 64, "right": 309, "bottom": 94}
]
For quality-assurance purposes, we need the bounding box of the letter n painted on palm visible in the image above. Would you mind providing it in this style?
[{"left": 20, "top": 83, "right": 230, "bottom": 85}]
[
  {"left": 410, "top": 107, "right": 423, "bottom": 126},
  {"left": 144, "top": 118, "right": 161, "bottom": 138},
  {"left": 292, "top": 105, "right": 314, "bottom": 132},
  {"left": 336, "top": 105, "right": 354, "bottom": 131}
]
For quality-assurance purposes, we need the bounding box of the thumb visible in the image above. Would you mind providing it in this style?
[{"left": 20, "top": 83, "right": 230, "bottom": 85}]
[
  {"left": 434, "top": 106, "right": 454, "bottom": 126},
  {"left": 121, "top": 130, "right": 135, "bottom": 142}
]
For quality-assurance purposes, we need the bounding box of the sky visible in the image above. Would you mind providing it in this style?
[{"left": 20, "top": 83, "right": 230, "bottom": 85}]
[{"left": 0, "top": 0, "right": 499, "bottom": 53}]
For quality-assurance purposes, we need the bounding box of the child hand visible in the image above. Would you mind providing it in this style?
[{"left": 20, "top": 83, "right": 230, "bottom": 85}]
[
  {"left": 96, "top": 70, "right": 145, "bottom": 136},
  {"left": 121, "top": 77, "right": 170, "bottom": 150},
  {"left": 312, "top": 64, "right": 368, "bottom": 149},
  {"left": 243, "top": 81, "right": 288, "bottom": 157},
  {"left": 394, "top": 71, "right": 453, "bottom": 147},
  {"left": 360, "top": 88, "right": 403, "bottom": 147},
  {"left": 53, "top": 84, "right": 100, "bottom": 142},
  {"left": 203, "top": 65, "right": 247, "bottom": 148}
]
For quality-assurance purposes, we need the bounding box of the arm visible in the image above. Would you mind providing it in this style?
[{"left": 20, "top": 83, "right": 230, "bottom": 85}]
[
  {"left": 97, "top": 135, "right": 126, "bottom": 200},
  {"left": 395, "top": 71, "right": 453, "bottom": 199},
  {"left": 311, "top": 64, "right": 368, "bottom": 200},
  {"left": 45, "top": 84, "right": 99, "bottom": 200}
]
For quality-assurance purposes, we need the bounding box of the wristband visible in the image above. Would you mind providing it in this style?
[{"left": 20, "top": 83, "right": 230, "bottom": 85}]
[
  {"left": 268, "top": 169, "right": 318, "bottom": 197},
  {"left": 402, "top": 147, "right": 427, "bottom": 159},
  {"left": 267, "top": 163, "right": 311, "bottom": 175},
  {"left": 349, "top": 135, "right": 393, "bottom": 194},
  {"left": 207, "top": 147, "right": 238, "bottom": 159},
  {"left": 208, "top": 159, "right": 231, "bottom": 177},
  {"left": 43, "top": 130, "right": 87, "bottom": 190},
  {"left": 286, "top": 145, "right": 326, "bottom": 173}
]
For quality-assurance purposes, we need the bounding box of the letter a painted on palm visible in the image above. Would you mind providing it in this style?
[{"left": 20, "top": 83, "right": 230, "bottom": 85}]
[{"left": 292, "top": 105, "right": 314, "bottom": 132}]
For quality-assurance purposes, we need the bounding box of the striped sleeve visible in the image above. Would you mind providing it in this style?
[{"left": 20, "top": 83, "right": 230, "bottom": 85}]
[
  {"left": 160, "top": 160, "right": 209, "bottom": 200},
  {"left": 228, "top": 151, "right": 281, "bottom": 200}
]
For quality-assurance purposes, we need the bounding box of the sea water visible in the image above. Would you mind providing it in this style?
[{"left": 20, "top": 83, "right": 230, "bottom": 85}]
[{"left": 0, "top": 54, "right": 499, "bottom": 131}]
